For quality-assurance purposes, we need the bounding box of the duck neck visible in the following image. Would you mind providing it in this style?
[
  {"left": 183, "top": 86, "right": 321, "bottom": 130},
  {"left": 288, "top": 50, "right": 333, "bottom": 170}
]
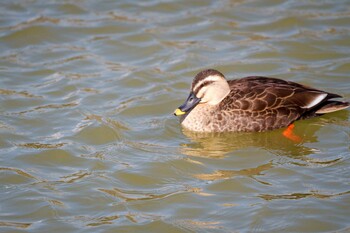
[{"left": 180, "top": 104, "right": 217, "bottom": 132}]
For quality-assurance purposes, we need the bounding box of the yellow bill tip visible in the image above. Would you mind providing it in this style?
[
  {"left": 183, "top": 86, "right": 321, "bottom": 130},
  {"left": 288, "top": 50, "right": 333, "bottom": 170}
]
[{"left": 174, "top": 108, "right": 186, "bottom": 116}]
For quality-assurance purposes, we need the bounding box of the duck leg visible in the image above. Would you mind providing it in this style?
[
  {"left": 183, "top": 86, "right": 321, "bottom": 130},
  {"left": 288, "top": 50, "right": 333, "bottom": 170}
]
[{"left": 282, "top": 124, "right": 302, "bottom": 142}]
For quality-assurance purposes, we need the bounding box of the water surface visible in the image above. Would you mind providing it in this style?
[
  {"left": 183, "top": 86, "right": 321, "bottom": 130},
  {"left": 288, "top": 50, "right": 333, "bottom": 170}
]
[{"left": 0, "top": 0, "right": 350, "bottom": 232}]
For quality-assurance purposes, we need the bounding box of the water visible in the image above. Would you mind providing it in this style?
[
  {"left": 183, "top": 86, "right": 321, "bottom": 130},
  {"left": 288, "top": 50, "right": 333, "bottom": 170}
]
[{"left": 0, "top": 0, "right": 349, "bottom": 232}]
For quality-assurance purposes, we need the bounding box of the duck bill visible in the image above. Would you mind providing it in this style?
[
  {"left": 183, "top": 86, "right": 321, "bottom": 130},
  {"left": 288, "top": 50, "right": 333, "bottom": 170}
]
[{"left": 174, "top": 92, "right": 201, "bottom": 116}]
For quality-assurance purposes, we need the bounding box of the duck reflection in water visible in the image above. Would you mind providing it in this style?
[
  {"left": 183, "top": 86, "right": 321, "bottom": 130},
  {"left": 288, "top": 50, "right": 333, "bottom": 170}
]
[
  {"left": 179, "top": 110, "right": 349, "bottom": 159},
  {"left": 179, "top": 111, "right": 348, "bottom": 183}
]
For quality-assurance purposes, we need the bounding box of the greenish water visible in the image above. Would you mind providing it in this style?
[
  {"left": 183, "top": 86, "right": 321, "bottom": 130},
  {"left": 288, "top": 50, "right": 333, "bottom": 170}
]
[{"left": 0, "top": 0, "right": 350, "bottom": 232}]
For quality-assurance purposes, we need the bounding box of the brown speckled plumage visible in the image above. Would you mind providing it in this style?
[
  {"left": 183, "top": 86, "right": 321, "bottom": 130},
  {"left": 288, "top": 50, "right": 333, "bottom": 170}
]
[{"left": 175, "top": 69, "right": 349, "bottom": 133}]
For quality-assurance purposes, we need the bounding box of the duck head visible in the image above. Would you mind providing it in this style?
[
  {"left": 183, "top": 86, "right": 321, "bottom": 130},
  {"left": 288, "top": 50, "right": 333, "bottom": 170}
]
[{"left": 174, "top": 69, "right": 231, "bottom": 116}]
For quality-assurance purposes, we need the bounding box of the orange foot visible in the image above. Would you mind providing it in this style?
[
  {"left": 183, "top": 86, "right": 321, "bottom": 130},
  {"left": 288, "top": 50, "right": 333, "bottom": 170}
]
[{"left": 283, "top": 124, "right": 302, "bottom": 143}]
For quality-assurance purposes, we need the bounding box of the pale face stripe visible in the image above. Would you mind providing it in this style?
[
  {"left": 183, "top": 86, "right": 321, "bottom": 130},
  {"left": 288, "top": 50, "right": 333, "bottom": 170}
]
[{"left": 192, "top": 75, "right": 223, "bottom": 94}]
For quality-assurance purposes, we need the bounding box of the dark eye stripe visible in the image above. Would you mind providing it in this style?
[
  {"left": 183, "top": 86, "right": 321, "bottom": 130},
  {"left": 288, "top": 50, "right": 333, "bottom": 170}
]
[{"left": 193, "top": 81, "right": 215, "bottom": 95}]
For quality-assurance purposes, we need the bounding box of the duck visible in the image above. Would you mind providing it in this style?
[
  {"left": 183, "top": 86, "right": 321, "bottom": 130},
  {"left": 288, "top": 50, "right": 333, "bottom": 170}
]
[{"left": 174, "top": 69, "right": 349, "bottom": 133}]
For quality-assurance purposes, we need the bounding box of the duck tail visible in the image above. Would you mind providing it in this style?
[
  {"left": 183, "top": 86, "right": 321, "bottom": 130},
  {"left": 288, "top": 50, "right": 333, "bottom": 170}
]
[{"left": 315, "top": 100, "right": 349, "bottom": 114}]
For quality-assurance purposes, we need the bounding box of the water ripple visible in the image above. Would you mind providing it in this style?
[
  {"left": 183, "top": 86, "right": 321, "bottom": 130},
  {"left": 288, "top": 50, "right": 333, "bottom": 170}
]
[
  {"left": 15, "top": 101, "right": 79, "bottom": 115},
  {"left": 259, "top": 190, "right": 350, "bottom": 201},
  {"left": 17, "top": 142, "right": 67, "bottom": 149},
  {"left": 85, "top": 215, "right": 120, "bottom": 227},
  {"left": 195, "top": 162, "right": 273, "bottom": 185},
  {"left": 0, "top": 167, "right": 38, "bottom": 181},
  {"left": 98, "top": 187, "right": 181, "bottom": 203},
  {"left": 0, "top": 0, "right": 349, "bottom": 232},
  {"left": 0, "top": 88, "right": 42, "bottom": 98},
  {"left": 60, "top": 170, "right": 91, "bottom": 184},
  {"left": 0, "top": 221, "right": 32, "bottom": 229}
]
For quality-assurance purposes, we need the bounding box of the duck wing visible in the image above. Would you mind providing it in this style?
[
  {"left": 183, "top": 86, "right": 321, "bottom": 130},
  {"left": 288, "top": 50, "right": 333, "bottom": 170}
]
[{"left": 220, "top": 76, "right": 348, "bottom": 128}]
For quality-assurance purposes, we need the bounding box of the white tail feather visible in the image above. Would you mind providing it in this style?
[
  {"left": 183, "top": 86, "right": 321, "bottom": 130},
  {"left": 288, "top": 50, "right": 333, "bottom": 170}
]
[{"left": 302, "top": 93, "right": 327, "bottom": 109}]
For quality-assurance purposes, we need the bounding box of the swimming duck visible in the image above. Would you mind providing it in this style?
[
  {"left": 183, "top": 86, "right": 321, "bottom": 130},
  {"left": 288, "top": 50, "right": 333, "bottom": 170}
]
[{"left": 174, "top": 69, "right": 349, "bottom": 133}]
